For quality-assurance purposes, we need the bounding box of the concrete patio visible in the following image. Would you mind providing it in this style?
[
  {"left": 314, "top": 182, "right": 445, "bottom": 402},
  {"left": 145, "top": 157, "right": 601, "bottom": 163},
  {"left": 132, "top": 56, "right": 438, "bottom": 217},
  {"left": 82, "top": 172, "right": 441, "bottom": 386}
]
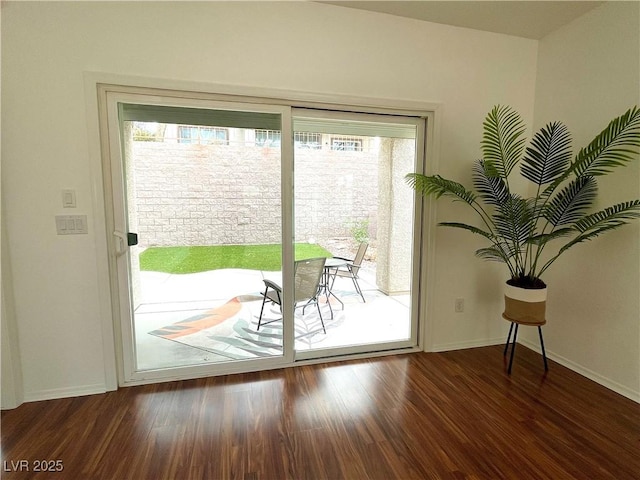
[{"left": 133, "top": 267, "right": 411, "bottom": 370}]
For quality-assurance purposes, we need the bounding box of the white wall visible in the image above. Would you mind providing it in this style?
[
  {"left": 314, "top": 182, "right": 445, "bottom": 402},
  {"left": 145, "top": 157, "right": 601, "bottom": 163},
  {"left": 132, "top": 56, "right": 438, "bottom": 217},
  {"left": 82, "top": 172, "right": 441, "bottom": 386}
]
[
  {"left": 529, "top": 2, "right": 640, "bottom": 400},
  {"left": 1, "top": 1, "right": 538, "bottom": 403},
  {"left": 2, "top": 196, "right": 24, "bottom": 409}
]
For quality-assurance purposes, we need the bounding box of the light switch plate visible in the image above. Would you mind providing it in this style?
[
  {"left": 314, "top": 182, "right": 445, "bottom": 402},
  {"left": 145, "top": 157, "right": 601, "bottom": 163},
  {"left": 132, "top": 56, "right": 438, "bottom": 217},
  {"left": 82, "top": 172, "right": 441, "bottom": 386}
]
[
  {"left": 62, "top": 189, "right": 76, "bottom": 208},
  {"left": 55, "top": 215, "right": 88, "bottom": 235}
]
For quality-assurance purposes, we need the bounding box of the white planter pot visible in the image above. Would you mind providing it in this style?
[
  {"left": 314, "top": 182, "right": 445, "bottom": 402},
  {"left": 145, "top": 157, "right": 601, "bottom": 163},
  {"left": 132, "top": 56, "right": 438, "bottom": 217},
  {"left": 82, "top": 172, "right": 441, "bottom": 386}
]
[{"left": 503, "top": 283, "right": 547, "bottom": 325}]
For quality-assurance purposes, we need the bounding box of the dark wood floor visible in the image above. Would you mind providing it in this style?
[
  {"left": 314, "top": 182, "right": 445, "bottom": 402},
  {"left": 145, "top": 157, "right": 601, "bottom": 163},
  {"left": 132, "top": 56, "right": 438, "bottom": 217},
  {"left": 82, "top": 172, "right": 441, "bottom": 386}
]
[{"left": 2, "top": 345, "right": 639, "bottom": 480}]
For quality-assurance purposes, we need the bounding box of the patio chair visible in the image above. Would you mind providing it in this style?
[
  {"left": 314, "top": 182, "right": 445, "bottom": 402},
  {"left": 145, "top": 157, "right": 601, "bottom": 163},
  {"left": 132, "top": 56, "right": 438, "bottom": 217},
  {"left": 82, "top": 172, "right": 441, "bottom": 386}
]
[
  {"left": 329, "top": 242, "right": 368, "bottom": 302},
  {"left": 257, "top": 257, "right": 327, "bottom": 333}
]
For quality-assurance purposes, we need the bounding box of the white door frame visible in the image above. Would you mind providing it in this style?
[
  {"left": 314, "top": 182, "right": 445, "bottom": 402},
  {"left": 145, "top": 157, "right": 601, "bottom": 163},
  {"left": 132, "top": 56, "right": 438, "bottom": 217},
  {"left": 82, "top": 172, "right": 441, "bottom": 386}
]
[{"left": 87, "top": 74, "right": 440, "bottom": 388}]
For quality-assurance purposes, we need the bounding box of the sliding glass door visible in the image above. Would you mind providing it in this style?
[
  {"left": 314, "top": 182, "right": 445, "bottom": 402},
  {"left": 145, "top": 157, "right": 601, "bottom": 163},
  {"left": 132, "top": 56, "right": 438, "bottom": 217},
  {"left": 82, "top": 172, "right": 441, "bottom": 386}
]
[
  {"left": 103, "top": 90, "right": 294, "bottom": 383},
  {"left": 100, "top": 86, "right": 426, "bottom": 385},
  {"left": 291, "top": 109, "right": 422, "bottom": 359}
]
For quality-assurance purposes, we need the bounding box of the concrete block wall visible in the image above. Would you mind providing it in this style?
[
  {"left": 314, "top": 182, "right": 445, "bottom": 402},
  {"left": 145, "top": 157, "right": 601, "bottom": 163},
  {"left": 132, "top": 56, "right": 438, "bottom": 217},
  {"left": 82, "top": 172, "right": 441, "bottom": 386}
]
[
  {"left": 293, "top": 148, "right": 378, "bottom": 244},
  {"left": 131, "top": 141, "right": 378, "bottom": 247}
]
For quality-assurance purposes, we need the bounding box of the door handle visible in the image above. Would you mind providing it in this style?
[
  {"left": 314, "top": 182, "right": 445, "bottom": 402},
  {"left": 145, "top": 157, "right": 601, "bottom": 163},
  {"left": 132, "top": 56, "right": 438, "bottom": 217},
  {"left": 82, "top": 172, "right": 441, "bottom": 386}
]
[
  {"left": 114, "top": 231, "right": 139, "bottom": 256},
  {"left": 114, "top": 231, "right": 128, "bottom": 257},
  {"left": 114, "top": 231, "right": 127, "bottom": 257}
]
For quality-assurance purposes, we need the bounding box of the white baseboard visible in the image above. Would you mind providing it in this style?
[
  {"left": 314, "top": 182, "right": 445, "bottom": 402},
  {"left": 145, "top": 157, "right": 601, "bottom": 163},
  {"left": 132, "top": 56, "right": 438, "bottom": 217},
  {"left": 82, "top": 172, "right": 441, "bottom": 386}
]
[
  {"left": 519, "top": 338, "right": 640, "bottom": 403},
  {"left": 19, "top": 343, "right": 640, "bottom": 405},
  {"left": 23, "top": 384, "right": 107, "bottom": 403},
  {"left": 429, "top": 337, "right": 504, "bottom": 352},
  {"left": 428, "top": 337, "right": 639, "bottom": 403}
]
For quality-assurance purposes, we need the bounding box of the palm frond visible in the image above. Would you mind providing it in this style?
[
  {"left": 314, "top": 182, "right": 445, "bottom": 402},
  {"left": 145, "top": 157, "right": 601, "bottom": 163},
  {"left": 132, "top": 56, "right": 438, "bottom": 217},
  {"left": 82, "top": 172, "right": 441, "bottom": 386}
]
[
  {"left": 521, "top": 121, "right": 572, "bottom": 185},
  {"left": 544, "top": 176, "right": 598, "bottom": 226},
  {"left": 493, "top": 195, "right": 534, "bottom": 245},
  {"left": 551, "top": 225, "right": 627, "bottom": 268},
  {"left": 526, "top": 228, "right": 574, "bottom": 246},
  {"left": 544, "top": 201, "right": 640, "bottom": 270},
  {"left": 438, "top": 222, "right": 493, "bottom": 240},
  {"left": 405, "top": 173, "right": 476, "bottom": 204},
  {"left": 573, "top": 200, "right": 640, "bottom": 233},
  {"left": 537, "top": 220, "right": 629, "bottom": 278},
  {"left": 481, "top": 105, "right": 526, "bottom": 179},
  {"left": 571, "top": 106, "right": 640, "bottom": 177},
  {"left": 472, "top": 160, "right": 509, "bottom": 206},
  {"left": 475, "top": 246, "right": 510, "bottom": 264}
]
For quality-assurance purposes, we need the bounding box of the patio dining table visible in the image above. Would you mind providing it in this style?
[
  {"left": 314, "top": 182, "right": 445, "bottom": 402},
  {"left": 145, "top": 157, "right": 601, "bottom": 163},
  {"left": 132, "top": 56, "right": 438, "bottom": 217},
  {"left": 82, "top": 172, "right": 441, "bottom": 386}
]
[{"left": 320, "top": 257, "right": 347, "bottom": 311}]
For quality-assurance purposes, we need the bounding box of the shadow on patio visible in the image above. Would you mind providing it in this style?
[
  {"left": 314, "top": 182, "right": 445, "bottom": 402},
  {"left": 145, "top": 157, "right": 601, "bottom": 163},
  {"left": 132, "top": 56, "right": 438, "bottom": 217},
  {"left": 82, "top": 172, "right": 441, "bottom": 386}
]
[{"left": 134, "top": 263, "right": 411, "bottom": 370}]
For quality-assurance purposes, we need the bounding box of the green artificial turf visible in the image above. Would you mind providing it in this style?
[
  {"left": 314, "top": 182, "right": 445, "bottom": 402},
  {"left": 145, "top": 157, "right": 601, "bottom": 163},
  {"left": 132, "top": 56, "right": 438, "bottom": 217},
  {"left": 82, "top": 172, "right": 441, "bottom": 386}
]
[{"left": 139, "top": 243, "right": 333, "bottom": 274}]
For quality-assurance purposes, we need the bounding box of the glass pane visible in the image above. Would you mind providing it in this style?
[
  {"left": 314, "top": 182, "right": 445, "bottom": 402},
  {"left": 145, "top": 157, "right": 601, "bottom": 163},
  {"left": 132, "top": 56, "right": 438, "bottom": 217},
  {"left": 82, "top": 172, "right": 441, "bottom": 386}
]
[
  {"left": 293, "top": 116, "right": 415, "bottom": 353},
  {"left": 122, "top": 112, "right": 283, "bottom": 370}
]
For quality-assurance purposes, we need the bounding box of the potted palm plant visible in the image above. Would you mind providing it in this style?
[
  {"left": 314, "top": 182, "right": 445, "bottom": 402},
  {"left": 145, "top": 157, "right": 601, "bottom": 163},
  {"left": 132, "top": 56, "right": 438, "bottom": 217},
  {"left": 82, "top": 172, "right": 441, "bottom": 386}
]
[{"left": 406, "top": 105, "right": 640, "bottom": 325}]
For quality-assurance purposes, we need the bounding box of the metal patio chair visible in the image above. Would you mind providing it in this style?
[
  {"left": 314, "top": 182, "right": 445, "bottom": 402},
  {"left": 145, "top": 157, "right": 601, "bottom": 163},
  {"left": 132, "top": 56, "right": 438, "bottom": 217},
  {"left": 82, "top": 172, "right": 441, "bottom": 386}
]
[
  {"left": 329, "top": 242, "right": 368, "bottom": 302},
  {"left": 258, "top": 257, "right": 327, "bottom": 333}
]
